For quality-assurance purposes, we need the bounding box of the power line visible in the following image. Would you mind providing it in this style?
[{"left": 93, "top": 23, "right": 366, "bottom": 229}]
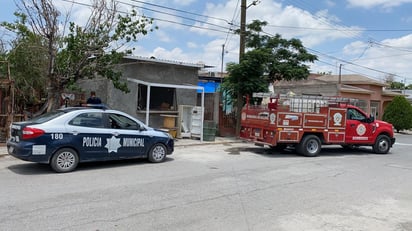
[
  {"left": 118, "top": 0, "right": 233, "bottom": 32},
  {"left": 308, "top": 47, "right": 409, "bottom": 81},
  {"left": 129, "top": 0, "right": 232, "bottom": 24},
  {"left": 61, "top": 0, "right": 237, "bottom": 35},
  {"left": 61, "top": 0, "right": 410, "bottom": 81},
  {"left": 278, "top": 0, "right": 412, "bottom": 81},
  {"left": 266, "top": 24, "right": 412, "bottom": 32},
  {"left": 224, "top": 0, "right": 241, "bottom": 47}
]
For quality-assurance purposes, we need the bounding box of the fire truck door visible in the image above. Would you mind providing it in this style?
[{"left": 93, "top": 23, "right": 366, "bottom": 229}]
[{"left": 345, "top": 108, "right": 374, "bottom": 144}]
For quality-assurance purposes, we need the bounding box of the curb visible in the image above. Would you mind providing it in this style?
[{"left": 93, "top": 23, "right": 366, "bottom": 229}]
[
  {"left": 174, "top": 139, "right": 242, "bottom": 147},
  {"left": 0, "top": 138, "right": 242, "bottom": 158}
]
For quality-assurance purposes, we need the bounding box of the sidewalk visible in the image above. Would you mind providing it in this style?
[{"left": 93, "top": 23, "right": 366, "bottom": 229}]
[
  {"left": 174, "top": 136, "right": 240, "bottom": 147},
  {"left": 0, "top": 136, "right": 241, "bottom": 158}
]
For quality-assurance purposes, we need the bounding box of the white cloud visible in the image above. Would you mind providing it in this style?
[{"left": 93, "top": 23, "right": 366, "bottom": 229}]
[
  {"left": 346, "top": 0, "right": 412, "bottom": 9},
  {"left": 53, "top": 0, "right": 412, "bottom": 80},
  {"left": 172, "top": 0, "right": 196, "bottom": 6},
  {"left": 340, "top": 34, "right": 412, "bottom": 79},
  {"left": 325, "top": 0, "right": 336, "bottom": 7},
  {"left": 155, "top": 30, "right": 172, "bottom": 43},
  {"left": 249, "top": 4, "right": 362, "bottom": 47},
  {"left": 402, "top": 16, "right": 412, "bottom": 23},
  {"left": 187, "top": 42, "right": 198, "bottom": 48},
  {"left": 191, "top": 0, "right": 363, "bottom": 48},
  {"left": 342, "top": 41, "right": 370, "bottom": 57}
]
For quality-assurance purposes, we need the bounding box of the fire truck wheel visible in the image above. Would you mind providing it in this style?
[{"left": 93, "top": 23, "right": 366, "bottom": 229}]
[
  {"left": 372, "top": 135, "right": 391, "bottom": 154},
  {"left": 297, "top": 135, "right": 321, "bottom": 157}
]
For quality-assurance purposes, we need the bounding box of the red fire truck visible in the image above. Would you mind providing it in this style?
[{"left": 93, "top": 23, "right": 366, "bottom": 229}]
[{"left": 239, "top": 93, "right": 396, "bottom": 156}]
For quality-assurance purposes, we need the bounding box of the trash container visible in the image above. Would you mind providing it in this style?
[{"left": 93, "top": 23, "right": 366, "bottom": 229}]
[{"left": 203, "top": 120, "right": 216, "bottom": 141}]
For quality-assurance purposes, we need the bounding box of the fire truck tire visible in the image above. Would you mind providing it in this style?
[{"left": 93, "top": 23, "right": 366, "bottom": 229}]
[
  {"left": 372, "top": 135, "right": 391, "bottom": 154},
  {"left": 297, "top": 135, "right": 321, "bottom": 157}
]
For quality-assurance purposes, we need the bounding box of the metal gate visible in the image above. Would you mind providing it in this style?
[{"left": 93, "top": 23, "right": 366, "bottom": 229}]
[{"left": 218, "top": 105, "right": 236, "bottom": 137}]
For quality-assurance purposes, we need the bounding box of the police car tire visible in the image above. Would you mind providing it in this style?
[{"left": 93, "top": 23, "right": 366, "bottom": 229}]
[
  {"left": 50, "top": 148, "right": 79, "bottom": 173},
  {"left": 148, "top": 143, "right": 167, "bottom": 163},
  {"left": 372, "top": 135, "right": 390, "bottom": 154},
  {"left": 297, "top": 135, "right": 321, "bottom": 157}
]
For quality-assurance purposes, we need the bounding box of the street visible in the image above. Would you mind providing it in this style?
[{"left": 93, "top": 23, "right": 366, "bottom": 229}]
[{"left": 0, "top": 133, "right": 412, "bottom": 231}]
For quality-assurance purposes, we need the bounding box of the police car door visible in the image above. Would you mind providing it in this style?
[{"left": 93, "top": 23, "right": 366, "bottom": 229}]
[
  {"left": 67, "top": 112, "right": 111, "bottom": 161},
  {"left": 106, "top": 112, "right": 147, "bottom": 158}
]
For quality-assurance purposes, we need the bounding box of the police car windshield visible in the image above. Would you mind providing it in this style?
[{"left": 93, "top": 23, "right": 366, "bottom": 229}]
[{"left": 29, "top": 111, "right": 67, "bottom": 124}]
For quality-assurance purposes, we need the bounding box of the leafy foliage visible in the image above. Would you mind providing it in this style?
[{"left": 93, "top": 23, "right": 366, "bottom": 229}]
[
  {"left": 1, "top": 0, "right": 157, "bottom": 112},
  {"left": 222, "top": 20, "right": 317, "bottom": 103},
  {"left": 244, "top": 20, "right": 317, "bottom": 83},
  {"left": 222, "top": 49, "right": 269, "bottom": 103},
  {"left": 389, "top": 81, "right": 405, "bottom": 90},
  {"left": 1, "top": 13, "right": 49, "bottom": 107},
  {"left": 57, "top": 8, "right": 156, "bottom": 93},
  {"left": 382, "top": 96, "right": 412, "bottom": 132}
]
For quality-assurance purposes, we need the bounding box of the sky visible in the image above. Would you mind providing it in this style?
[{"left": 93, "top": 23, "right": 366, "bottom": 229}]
[{"left": 1, "top": 0, "right": 412, "bottom": 85}]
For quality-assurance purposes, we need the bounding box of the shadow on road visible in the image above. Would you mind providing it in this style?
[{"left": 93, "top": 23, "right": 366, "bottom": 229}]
[
  {"left": 7, "top": 157, "right": 175, "bottom": 175},
  {"left": 225, "top": 145, "right": 378, "bottom": 158}
]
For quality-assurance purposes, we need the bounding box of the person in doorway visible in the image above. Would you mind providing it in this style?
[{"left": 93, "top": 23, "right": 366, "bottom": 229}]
[{"left": 87, "top": 91, "right": 102, "bottom": 104}]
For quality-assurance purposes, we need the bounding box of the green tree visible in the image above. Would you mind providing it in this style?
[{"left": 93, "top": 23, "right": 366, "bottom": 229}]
[
  {"left": 389, "top": 81, "right": 404, "bottom": 90},
  {"left": 222, "top": 49, "right": 270, "bottom": 104},
  {"left": 382, "top": 96, "right": 412, "bottom": 132},
  {"left": 1, "top": 0, "right": 156, "bottom": 112},
  {"left": 222, "top": 20, "right": 317, "bottom": 133},
  {"left": 1, "top": 12, "right": 49, "bottom": 111}
]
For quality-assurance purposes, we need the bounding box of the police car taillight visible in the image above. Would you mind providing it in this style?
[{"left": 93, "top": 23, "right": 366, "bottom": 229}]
[{"left": 22, "top": 127, "right": 45, "bottom": 139}]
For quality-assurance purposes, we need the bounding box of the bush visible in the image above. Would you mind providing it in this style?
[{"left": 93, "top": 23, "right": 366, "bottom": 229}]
[{"left": 382, "top": 96, "right": 412, "bottom": 132}]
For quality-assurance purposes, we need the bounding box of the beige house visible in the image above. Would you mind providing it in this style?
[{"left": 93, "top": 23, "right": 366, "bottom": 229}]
[{"left": 273, "top": 74, "right": 402, "bottom": 120}]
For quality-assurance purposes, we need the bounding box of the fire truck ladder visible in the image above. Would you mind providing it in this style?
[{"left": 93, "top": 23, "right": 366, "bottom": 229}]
[{"left": 250, "top": 93, "right": 357, "bottom": 112}]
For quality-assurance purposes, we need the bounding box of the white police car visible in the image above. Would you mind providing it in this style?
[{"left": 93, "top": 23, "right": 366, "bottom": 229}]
[{"left": 7, "top": 107, "right": 174, "bottom": 173}]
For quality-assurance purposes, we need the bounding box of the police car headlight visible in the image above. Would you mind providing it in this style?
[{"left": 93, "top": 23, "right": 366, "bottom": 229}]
[{"left": 166, "top": 132, "right": 173, "bottom": 139}]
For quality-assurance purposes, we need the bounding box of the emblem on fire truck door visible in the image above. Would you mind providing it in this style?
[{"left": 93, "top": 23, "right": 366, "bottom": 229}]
[
  {"left": 356, "top": 124, "right": 366, "bottom": 136},
  {"left": 269, "top": 113, "right": 276, "bottom": 124},
  {"left": 333, "top": 112, "right": 343, "bottom": 126}
]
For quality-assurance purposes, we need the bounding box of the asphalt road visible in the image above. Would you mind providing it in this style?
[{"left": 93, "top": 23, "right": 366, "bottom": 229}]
[{"left": 0, "top": 133, "right": 411, "bottom": 231}]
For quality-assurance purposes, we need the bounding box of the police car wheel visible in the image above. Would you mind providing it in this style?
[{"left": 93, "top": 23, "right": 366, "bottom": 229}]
[
  {"left": 148, "top": 143, "right": 167, "bottom": 163},
  {"left": 372, "top": 135, "right": 390, "bottom": 154},
  {"left": 50, "top": 148, "right": 79, "bottom": 173}
]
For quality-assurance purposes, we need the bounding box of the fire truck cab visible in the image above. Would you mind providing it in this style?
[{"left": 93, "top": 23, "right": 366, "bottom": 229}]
[{"left": 239, "top": 93, "right": 396, "bottom": 156}]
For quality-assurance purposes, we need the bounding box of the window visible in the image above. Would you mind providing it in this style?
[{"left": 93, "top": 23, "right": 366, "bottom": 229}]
[
  {"left": 354, "top": 99, "right": 368, "bottom": 113},
  {"left": 137, "top": 85, "right": 176, "bottom": 111},
  {"left": 108, "top": 113, "right": 140, "bottom": 130},
  {"left": 347, "top": 108, "right": 366, "bottom": 121},
  {"left": 370, "top": 101, "right": 380, "bottom": 118},
  {"left": 69, "top": 112, "right": 103, "bottom": 128},
  {"left": 29, "top": 111, "right": 67, "bottom": 124}
]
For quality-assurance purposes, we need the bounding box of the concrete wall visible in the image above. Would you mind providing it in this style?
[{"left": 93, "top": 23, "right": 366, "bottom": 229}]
[{"left": 77, "top": 58, "right": 200, "bottom": 128}]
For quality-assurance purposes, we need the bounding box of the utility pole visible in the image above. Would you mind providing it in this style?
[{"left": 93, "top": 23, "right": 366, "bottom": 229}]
[
  {"left": 338, "top": 64, "right": 343, "bottom": 96},
  {"left": 221, "top": 44, "right": 225, "bottom": 79},
  {"left": 239, "top": 0, "right": 246, "bottom": 59},
  {"left": 235, "top": 0, "right": 247, "bottom": 136}
]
